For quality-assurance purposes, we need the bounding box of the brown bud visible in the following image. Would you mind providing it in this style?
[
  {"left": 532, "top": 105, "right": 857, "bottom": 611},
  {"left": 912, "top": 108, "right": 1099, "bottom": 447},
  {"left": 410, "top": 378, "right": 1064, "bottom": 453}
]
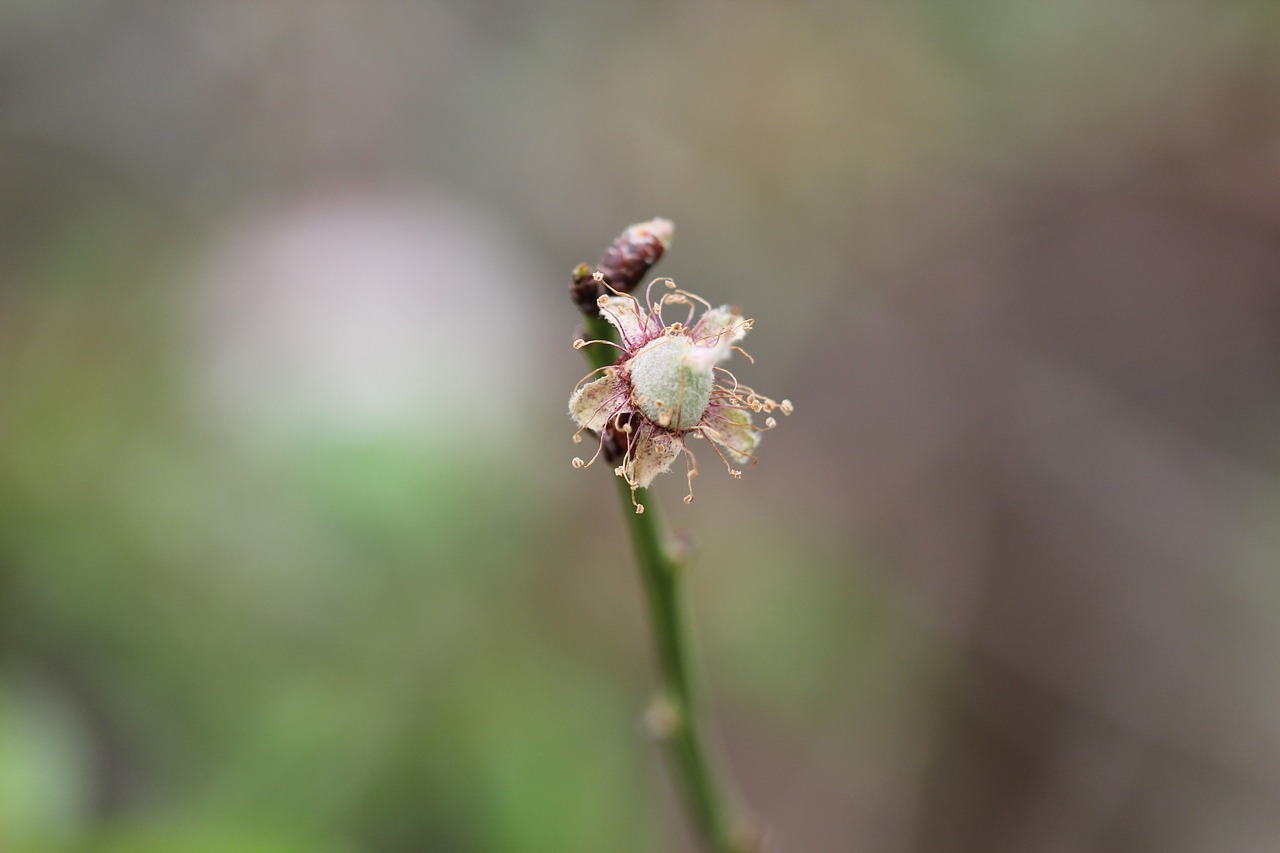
[
  {"left": 599, "top": 217, "right": 673, "bottom": 292},
  {"left": 569, "top": 263, "right": 598, "bottom": 313},
  {"left": 569, "top": 218, "right": 673, "bottom": 315}
]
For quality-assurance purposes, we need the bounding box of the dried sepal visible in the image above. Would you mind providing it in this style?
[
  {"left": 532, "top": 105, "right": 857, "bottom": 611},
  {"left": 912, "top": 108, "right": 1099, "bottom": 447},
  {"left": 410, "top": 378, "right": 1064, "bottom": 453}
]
[
  {"left": 627, "top": 428, "right": 683, "bottom": 489},
  {"left": 569, "top": 373, "right": 624, "bottom": 432},
  {"left": 703, "top": 407, "right": 760, "bottom": 465}
]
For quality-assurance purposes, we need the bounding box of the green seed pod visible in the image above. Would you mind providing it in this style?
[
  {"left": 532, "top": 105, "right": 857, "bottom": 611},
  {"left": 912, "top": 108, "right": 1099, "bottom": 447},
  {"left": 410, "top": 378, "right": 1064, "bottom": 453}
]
[{"left": 628, "top": 335, "right": 714, "bottom": 431}]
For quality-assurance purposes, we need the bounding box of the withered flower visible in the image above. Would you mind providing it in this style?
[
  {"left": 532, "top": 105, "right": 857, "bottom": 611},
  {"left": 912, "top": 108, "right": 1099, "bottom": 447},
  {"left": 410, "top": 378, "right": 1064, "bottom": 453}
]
[{"left": 570, "top": 276, "right": 791, "bottom": 512}]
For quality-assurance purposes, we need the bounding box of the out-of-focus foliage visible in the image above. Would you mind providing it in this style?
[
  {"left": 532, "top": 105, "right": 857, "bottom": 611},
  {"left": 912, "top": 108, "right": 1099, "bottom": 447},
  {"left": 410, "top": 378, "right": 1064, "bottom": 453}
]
[{"left": 2, "top": 2, "right": 1279, "bottom": 851}]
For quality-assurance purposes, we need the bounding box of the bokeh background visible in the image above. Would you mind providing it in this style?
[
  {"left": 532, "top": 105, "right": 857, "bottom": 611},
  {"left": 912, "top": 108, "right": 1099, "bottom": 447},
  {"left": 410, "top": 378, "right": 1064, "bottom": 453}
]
[{"left": 3, "top": 2, "right": 1280, "bottom": 851}]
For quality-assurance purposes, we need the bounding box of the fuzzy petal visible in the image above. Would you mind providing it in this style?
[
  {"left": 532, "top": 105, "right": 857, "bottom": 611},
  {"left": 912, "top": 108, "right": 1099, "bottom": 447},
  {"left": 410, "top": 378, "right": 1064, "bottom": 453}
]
[
  {"left": 629, "top": 428, "right": 683, "bottom": 488},
  {"left": 704, "top": 407, "right": 759, "bottom": 465},
  {"left": 598, "top": 296, "right": 649, "bottom": 348},
  {"left": 686, "top": 305, "right": 750, "bottom": 370},
  {"left": 569, "top": 374, "right": 625, "bottom": 431},
  {"left": 694, "top": 305, "right": 748, "bottom": 348}
]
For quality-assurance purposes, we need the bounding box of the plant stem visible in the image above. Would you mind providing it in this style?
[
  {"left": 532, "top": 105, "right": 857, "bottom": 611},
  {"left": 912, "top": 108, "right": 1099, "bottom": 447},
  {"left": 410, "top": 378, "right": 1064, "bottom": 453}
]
[{"left": 580, "top": 317, "right": 753, "bottom": 853}]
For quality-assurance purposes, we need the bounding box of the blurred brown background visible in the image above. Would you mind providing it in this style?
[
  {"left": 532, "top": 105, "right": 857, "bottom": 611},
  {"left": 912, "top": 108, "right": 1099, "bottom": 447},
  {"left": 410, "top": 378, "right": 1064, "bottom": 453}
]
[{"left": 2, "top": 2, "right": 1279, "bottom": 852}]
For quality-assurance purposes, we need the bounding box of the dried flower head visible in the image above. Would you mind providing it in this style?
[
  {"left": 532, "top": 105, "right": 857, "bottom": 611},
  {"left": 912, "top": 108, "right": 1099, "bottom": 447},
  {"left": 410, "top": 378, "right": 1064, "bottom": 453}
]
[{"left": 570, "top": 275, "right": 792, "bottom": 512}]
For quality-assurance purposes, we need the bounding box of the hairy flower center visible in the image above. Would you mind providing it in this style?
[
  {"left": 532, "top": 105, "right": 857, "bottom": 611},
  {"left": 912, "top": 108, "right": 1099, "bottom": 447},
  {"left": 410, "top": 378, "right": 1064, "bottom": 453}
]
[{"left": 628, "top": 335, "right": 713, "bottom": 431}]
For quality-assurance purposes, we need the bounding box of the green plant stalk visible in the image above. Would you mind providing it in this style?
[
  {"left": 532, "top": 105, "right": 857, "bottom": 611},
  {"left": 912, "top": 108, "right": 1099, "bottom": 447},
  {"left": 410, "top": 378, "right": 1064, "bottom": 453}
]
[{"left": 581, "top": 315, "right": 750, "bottom": 853}]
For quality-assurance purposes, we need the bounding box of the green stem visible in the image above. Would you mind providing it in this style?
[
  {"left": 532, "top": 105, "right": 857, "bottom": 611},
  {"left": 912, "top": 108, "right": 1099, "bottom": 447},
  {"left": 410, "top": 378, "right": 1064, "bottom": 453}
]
[{"left": 580, "top": 316, "right": 753, "bottom": 853}]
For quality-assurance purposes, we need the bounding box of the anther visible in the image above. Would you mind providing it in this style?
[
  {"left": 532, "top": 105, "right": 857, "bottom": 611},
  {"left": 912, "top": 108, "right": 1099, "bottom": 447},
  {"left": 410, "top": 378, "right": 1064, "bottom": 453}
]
[
  {"left": 780, "top": 399, "right": 794, "bottom": 415},
  {"left": 765, "top": 417, "right": 777, "bottom": 429},
  {"left": 572, "top": 458, "right": 585, "bottom": 468},
  {"left": 573, "top": 339, "right": 586, "bottom": 349}
]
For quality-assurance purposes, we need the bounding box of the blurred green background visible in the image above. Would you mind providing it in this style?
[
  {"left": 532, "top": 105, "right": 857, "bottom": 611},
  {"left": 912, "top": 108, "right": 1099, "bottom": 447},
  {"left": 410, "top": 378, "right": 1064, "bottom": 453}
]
[{"left": 3, "top": 2, "right": 1280, "bottom": 851}]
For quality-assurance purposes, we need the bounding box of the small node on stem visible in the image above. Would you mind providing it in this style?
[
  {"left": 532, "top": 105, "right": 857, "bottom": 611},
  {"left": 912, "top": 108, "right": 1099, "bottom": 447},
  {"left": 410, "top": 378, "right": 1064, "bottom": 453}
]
[
  {"left": 730, "top": 821, "right": 767, "bottom": 853},
  {"left": 643, "top": 692, "right": 683, "bottom": 740}
]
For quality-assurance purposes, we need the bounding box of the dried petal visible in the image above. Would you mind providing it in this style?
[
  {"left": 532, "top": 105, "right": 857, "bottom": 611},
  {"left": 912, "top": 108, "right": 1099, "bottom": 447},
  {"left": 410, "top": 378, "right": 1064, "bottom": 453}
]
[
  {"left": 704, "top": 407, "right": 759, "bottom": 464},
  {"left": 569, "top": 374, "right": 626, "bottom": 431},
  {"left": 629, "top": 428, "right": 683, "bottom": 487},
  {"left": 685, "top": 305, "right": 750, "bottom": 371},
  {"left": 598, "top": 296, "right": 650, "bottom": 349},
  {"left": 694, "top": 305, "right": 748, "bottom": 348}
]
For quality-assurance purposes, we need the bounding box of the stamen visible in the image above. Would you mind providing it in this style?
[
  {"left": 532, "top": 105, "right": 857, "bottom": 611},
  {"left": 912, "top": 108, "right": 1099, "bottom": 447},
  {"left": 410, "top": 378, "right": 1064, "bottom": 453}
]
[
  {"left": 572, "top": 425, "right": 611, "bottom": 470},
  {"left": 682, "top": 443, "right": 699, "bottom": 504},
  {"left": 645, "top": 277, "right": 679, "bottom": 328},
  {"left": 713, "top": 365, "right": 743, "bottom": 392},
  {"left": 696, "top": 426, "right": 748, "bottom": 478},
  {"left": 659, "top": 290, "right": 698, "bottom": 327},
  {"left": 573, "top": 337, "right": 628, "bottom": 354},
  {"left": 681, "top": 289, "right": 713, "bottom": 314},
  {"left": 643, "top": 277, "right": 674, "bottom": 315}
]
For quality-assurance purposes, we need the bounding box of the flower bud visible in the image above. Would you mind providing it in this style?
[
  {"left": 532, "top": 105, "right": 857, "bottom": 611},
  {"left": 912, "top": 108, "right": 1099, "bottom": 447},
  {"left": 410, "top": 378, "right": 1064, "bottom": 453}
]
[{"left": 569, "top": 218, "right": 673, "bottom": 314}]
